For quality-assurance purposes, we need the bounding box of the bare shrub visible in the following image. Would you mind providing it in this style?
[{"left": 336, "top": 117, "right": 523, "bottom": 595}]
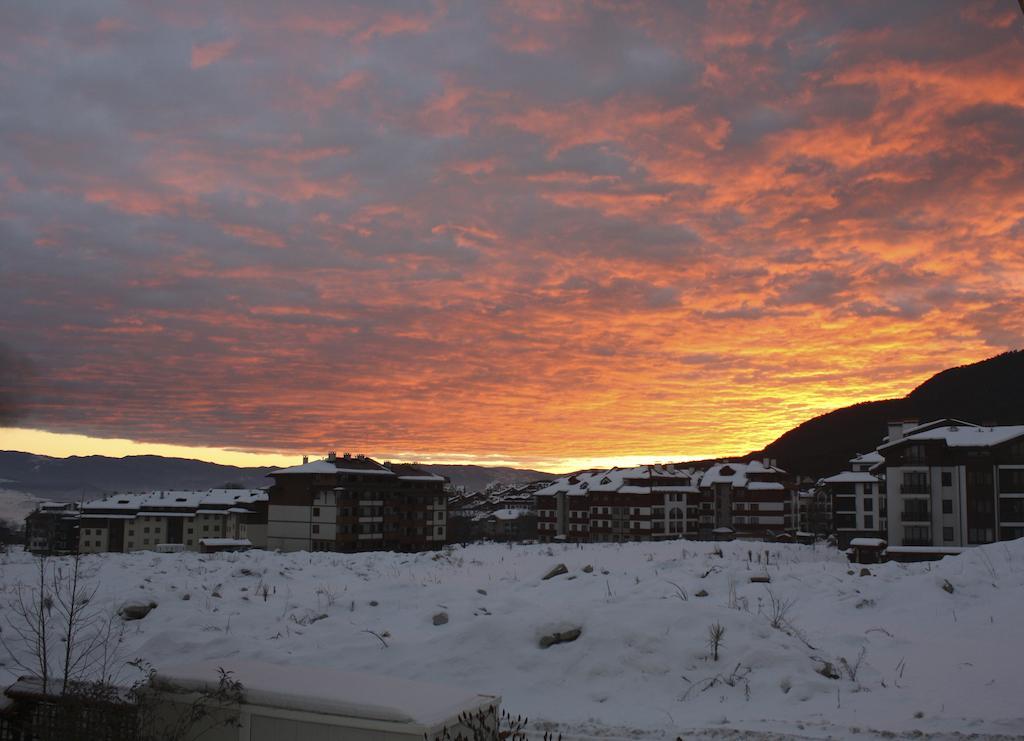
[
  {"left": 707, "top": 622, "right": 726, "bottom": 661},
  {"left": 315, "top": 583, "right": 338, "bottom": 609},
  {"left": 665, "top": 580, "right": 688, "bottom": 601},
  {"left": 1, "top": 553, "right": 125, "bottom": 694},
  {"left": 765, "top": 588, "right": 796, "bottom": 630},
  {"left": 839, "top": 646, "right": 867, "bottom": 682}
]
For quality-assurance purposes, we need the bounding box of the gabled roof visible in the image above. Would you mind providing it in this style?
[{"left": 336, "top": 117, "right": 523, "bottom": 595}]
[
  {"left": 822, "top": 471, "right": 879, "bottom": 484},
  {"left": 878, "top": 424, "right": 1024, "bottom": 451},
  {"left": 699, "top": 460, "right": 787, "bottom": 488}
]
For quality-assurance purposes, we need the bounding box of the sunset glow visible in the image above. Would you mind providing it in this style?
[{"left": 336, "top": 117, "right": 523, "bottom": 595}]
[{"left": 2, "top": 1, "right": 1023, "bottom": 471}]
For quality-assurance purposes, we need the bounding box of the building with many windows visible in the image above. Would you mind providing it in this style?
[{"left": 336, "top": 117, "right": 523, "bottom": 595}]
[
  {"left": 25, "top": 502, "right": 80, "bottom": 555},
  {"left": 77, "top": 489, "right": 268, "bottom": 554},
  {"left": 697, "top": 460, "right": 794, "bottom": 538},
  {"left": 266, "top": 453, "right": 446, "bottom": 552},
  {"left": 879, "top": 420, "right": 1024, "bottom": 547},
  {"left": 821, "top": 451, "right": 886, "bottom": 547},
  {"left": 535, "top": 464, "right": 701, "bottom": 543}
]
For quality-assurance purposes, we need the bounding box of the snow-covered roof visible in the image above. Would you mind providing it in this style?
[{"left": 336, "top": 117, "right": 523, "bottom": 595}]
[
  {"left": 80, "top": 489, "right": 266, "bottom": 517},
  {"left": 270, "top": 460, "right": 341, "bottom": 475},
  {"left": 850, "top": 451, "right": 884, "bottom": 465},
  {"left": 534, "top": 464, "right": 698, "bottom": 499},
  {"left": 153, "top": 660, "right": 497, "bottom": 727},
  {"left": 822, "top": 471, "right": 879, "bottom": 484},
  {"left": 488, "top": 508, "right": 531, "bottom": 521},
  {"left": 849, "top": 538, "right": 886, "bottom": 548},
  {"left": 879, "top": 424, "right": 1024, "bottom": 451},
  {"left": 700, "top": 461, "right": 787, "bottom": 489},
  {"left": 198, "top": 538, "right": 252, "bottom": 547}
]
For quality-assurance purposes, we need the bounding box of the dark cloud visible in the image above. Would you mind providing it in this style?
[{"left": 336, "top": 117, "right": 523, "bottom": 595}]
[{"left": 0, "top": 0, "right": 1022, "bottom": 462}]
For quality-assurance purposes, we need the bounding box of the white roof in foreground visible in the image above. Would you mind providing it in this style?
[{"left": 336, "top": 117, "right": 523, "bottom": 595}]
[
  {"left": 822, "top": 471, "right": 879, "bottom": 484},
  {"left": 849, "top": 538, "right": 886, "bottom": 548},
  {"left": 880, "top": 425, "right": 1024, "bottom": 450},
  {"left": 153, "top": 660, "right": 497, "bottom": 727}
]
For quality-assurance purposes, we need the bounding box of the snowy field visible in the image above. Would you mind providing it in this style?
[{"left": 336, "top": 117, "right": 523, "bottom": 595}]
[{"left": 1, "top": 539, "right": 1023, "bottom": 740}]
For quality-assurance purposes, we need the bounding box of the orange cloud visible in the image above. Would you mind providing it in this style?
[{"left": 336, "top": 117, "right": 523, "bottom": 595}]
[{"left": 190, "top": 38, "right": 237, "bottom": 69}]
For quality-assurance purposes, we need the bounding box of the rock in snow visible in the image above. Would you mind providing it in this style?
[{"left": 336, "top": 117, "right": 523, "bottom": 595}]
[
  {"left": 118, "top": 601, "right": 156, "bottom": 621},
  {"left": 538, "top": 627, "right": 582, "bottom": 648},
  {"left": 541, "top": 563, "right": 568, "bottom": 580},
  {"left": 432, "top": 611, "right": 449, "bottom": 626}
]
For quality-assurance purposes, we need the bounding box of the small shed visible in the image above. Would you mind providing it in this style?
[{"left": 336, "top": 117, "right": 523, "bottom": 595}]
[
  {"left": 150, "top": 660, "right": 499, "bottom": 741},
  {"left": 198, "top": 538, "right": 252, "bottom": 554},
  {"left": 847, "top": 537, "right": 887, "bottom": 564},
  {"left": 711, "top": 526, "right": 736, "bottom": 542},
  {"left": 884, "top": 546, "right": 964, "bottom": 563}
]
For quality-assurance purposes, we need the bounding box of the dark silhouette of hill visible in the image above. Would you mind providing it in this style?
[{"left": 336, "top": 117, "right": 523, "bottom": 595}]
[
  {"left": 0, "top": 452, "right": 553, "bottom": 501},
  {"left": 754, "top": 350, "right": 1024, "bottom": 479},
  {"left": 0, "top": 452, "right": 275, "bottom": 501}
]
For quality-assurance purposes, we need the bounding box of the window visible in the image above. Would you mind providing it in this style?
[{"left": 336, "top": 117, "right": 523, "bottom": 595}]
[
  {"left": 187, "top": 528, "right": 193, "bottom": 534},
  {"left": 312, "top": 524, "right": 320, "bottom": 534},
  {"left": 864, "top": 515, "right": 874, "bottom": 529},
  {"left": 143, "top": 527, "right": 150, "bottom": 534},
  {"left": 903, "top": 526, "right": 930, "bottom": 545},
  {"left": 143, "top": 539, "right": 149, "bottom": 545},
  {"left": 313, "top": 507, "right": 320, "bottom": 517},
  {"left": 943, "top": 527, "right": 954, "bottom": 541},
  {"left": 901, "top": 472, "right": 929, "bottom": 493},
  {"left": 904, "top": 444, "right": 927, "bottom": 463},
  {"left": 968, "top": 527, "right": 994, "bottom": 544},
  {"left": 942, "top": 499, "right": 953, "bottom": 514},
  {"left": 864, "top": 498, "right": 873, "bottom": 512},
  {"left": 203, "top": 525, "right": 209, "bottom": 532},
  {"left": 941, "top": 472, "right": 952, "bottom": 487}
]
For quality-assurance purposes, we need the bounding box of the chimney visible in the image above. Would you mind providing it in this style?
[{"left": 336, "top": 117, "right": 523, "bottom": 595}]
[
  {"left": 327, "top": 451, "right": 337, "bottom": 462},
  {"left": 343, "top": 452, "right": 351, "bottom": 459},
  {"left": 887, "top": 421, "right": 904, "bottom": 443},
  {"left": 302, "top": 455, "right": 308, "bottom": 464}
]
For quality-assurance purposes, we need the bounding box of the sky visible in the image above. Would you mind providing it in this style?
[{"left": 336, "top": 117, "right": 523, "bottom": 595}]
[{"left": 1, "top": 1, "right": 1023, "bottom": 473}]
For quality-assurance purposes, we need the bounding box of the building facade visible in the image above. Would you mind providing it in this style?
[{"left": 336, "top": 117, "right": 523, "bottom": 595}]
[
  {"left": 879, "top": 420, "right": 1024, "bottom": 547},
  {"left": 535, "top": 464, "right": 700, "bottom": 543},
  {"left": 266, "top": 453, "right": 446, "bottom": 552},
  {"left": 697, "top": 460, "right": 794, "bottom": 538},
  {"left": 77, "top": 489, "right": 267, "bottom": 554},
  {"left": 25, "top": 502, "right": 80, "bottom": 555},
  {"left": 821, "top": 452, "right": 886, "bottom": 547}
]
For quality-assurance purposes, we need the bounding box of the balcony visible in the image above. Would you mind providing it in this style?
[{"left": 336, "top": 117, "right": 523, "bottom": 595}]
[
  {"left": 901, "top": 510, "right": 931, "bottom": 522},
  {"left": 900, "top": 484, "right": 930, "bottom": 495}
]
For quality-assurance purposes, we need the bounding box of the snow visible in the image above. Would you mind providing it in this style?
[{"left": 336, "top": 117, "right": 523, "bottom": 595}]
[
  {"left": 487, "top": 508, "right": 529, "bottom": 521},
  {"left": 154, "top": 660, "right": 496, "bottom": 726},
  {"left": 879, "top": 424, "right": 1024, "bottom": 450},
  {"left": 1, "top": 539, "right": 1023, "bottom": 738},
  {"left": 198, "top": 538, "right": 252, "bottom": 547},
  {"left": 822, "top": 472, "right": 879, "bottom": 484},
  {"left": 848, "top": 538, "right": 886, "bottom": 548}
]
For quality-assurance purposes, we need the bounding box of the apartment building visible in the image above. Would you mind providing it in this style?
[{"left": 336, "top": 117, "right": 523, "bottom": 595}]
[
  {"left": 535, "top": 464, "right": 700, "bottom": 543},
  {"left": 821, "top": 451, "right": 886, "bottom": 547},
  {"left": 879, "top": 420, "right": 1024, "bottom": 547},
  {"left": 77, "top": 489, "right": 268, "bottom": 554},
  {"left": 25, "top": 502, "right": 80, "bottom": 555},
  {"left": 266, "top": 453, "right": 446, "bottom": 552},
  {"left": 697, "top": 460, "right": 794, "bottom": 537}
]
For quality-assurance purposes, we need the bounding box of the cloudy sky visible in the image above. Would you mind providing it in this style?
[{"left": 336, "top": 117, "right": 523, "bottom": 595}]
[{"left": 1, "top": 1, "right": 1023, "bottom": 471}]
